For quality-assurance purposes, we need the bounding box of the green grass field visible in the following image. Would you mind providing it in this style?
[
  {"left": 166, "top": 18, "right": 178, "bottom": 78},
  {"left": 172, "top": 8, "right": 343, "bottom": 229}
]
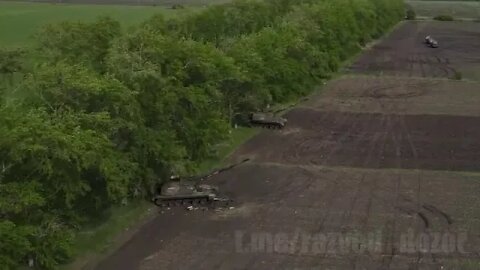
[
  {"left": 407, "top": 0, "right": 480, "bottom": 19},
  {"left": 0, "top": 1, "right": 193, "bottom": 47}
]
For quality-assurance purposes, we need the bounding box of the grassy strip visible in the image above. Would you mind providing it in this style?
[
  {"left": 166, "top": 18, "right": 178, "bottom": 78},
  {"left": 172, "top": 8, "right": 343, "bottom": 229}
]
[
  {"left": 196, "top": 127, "right": 258, "bottom": 172},
  {"left": 64, "top": 201, "right": 153, "bottom": 270},
  {"left": 445, "top": 259, "right": 480, "bottom": 270}
]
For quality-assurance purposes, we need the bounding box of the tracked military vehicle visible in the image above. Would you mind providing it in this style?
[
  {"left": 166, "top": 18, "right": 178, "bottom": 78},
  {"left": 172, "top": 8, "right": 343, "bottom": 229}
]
[
  {"left": 249, "top": 113, "right": 287, "bottom": 129},
  {"left": 152, "top": 159, "right": 250, "bottom": 208},
  {"left": 234, "top": 98, "right": 309, "bottom": 129},
  {"left": 153, "top": 180, "right": 229, "bottom": 208}
]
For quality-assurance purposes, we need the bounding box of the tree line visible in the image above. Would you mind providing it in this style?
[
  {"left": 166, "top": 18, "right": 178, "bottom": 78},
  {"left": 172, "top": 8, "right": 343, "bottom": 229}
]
[{"left": 0, "top": 0, "right": 404, "bottom": 268}]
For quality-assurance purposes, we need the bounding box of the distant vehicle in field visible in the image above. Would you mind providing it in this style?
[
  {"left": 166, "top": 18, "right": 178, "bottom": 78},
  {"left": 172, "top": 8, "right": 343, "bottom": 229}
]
[
  {"left": 429, "top": 39, "right": 439, "bottom": 48},
  {"left": 152, "top": 159, "right": 250, "bottom": 208},
  {"left": 249, "top": 112, "right": 287, "bottom": 129},
  {"left": 425, "top": 35, "right": 439, "bottom": 48},
  {"left": 425, "top": 35, "right": 433, "bottom": 44}
]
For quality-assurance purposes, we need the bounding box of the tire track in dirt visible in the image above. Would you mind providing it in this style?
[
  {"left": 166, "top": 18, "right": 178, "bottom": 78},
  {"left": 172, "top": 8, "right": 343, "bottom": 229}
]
[
  {"left": 339, "top": 112, "right": 382, "bottom": 229},
  {"left": 322, "top": 114, "right": 371, "bottom": 165},
  {"left": 349, "top": 112, "right": 390, "bottom": 269},
  {"left": 397, "top": 111, "right": 428, "bottom": 270},
  {"left": 420, "top": 55, "right": 427, "bottom": 78},
  {"left": 285, "top": 108, "right": 349, "bottom": 165},
  {"left": 291, "top": 106, "right": 364, "bottom": 166},
  {"left": 379, "top": 112, "right": 402, "bottom": 270},
  {"left": 270, "top": 166, "right": 318, "bottom": 207},
  {"left": 273, "top": 167, "right": 321, "bottom": 270},
  {"left": 408, "top": 55, "right": 414, "bottom": 77},
  {"left": 422, "top": 204, "right": 453, "bottom": 225},
  {"left": 307, "top": 90, "right": 386, "bottom": 267},
  {"left": 398, "top": 113, "right": 447, "bottom": 269},
  {"left": 343, "top": 93, "right": 402, "bottom": 269},
  {"left": 348, "top": 82, "right": 392, "bottom": 270}
]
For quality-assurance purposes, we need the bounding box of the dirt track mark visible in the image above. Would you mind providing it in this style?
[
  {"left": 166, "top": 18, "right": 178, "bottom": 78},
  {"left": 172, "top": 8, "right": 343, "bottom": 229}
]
[
  {"left": 325, "top": 76, "right": 441, "bottom": 101},
  {"left": 340, "top": 112, "right": 384, "bottom": 237},
  {"left": 287, "top": 108, "right": 362, "bottom": 166},
  {"left": 368, "top": 84, "right": 427, "bottom": 99},
  {"left": 422, "top": 204, "right": 454, "bottom": 225},
  {"left": 351, "top": 101, "right": 397, "bottom": 269},
  {"left": 417, "top": 212, "right": 430, "bottom": 229},
  {"left": 380, "top": 113, "right": 402, "bottom": 269},
  {"left": 286, "top": 108, "right": 343, "bottom": 165},
  {"left": 399, "top": 113, "right": 430, "bottom": 268},
  {"left": 309, "top": 109, "right": 383, "bottom": 266}
]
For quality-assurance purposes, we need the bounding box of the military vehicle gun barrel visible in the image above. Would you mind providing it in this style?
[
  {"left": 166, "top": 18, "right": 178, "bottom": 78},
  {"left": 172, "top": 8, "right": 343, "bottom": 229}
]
[{"left": 152, "top": 159, "right": 250, "bottom": 208}]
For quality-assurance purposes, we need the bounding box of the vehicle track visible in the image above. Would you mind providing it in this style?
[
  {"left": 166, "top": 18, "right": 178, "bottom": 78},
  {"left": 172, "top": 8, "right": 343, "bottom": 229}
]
[
  {"left": 399, "top": 113, "right": 444, "bottom": 269},
  {"left": 379, "top": 113, "right": 402, "bottom": 269}
]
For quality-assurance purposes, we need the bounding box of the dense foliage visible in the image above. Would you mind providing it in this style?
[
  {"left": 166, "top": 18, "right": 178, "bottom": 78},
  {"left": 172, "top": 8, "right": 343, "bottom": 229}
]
[
  {"left": 0, "top": 0, "right": 404, "bottom": 268},
  {"left": 433, "top": 14, "right": 455, "bottom": 21},
  {"left": 405, "top": 3, "right": 417, "bottom": 20}
]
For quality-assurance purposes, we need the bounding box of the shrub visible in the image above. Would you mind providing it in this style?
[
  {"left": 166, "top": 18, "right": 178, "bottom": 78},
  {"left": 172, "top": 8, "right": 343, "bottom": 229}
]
[
  {"left": 434, "top": 15, "right": 454, "bottom": 21},
  {"left": 171, "top": 4, "right": 184, "bottom": 9},
  {"left": 405, "top": 4, "right": 416, "bottom": 20},
  {"left": 452, "top": 71, "right": 463, "bottom": 80}
]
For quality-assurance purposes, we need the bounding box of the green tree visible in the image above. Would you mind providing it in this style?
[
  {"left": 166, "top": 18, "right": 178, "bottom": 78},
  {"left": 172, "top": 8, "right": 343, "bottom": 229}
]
[
  {"left": 19, "top": 63, "right": 142, "bottom": 203},
  {"left": 36, "top": 17, "right": 121, "bottom": 73},
  {"left": 108, "top": 28, "right": 236, "bottom": 164},
  {"left": 0, "top": 221, "right": 33, "bottom": 269},
  {"left": 0, "top": 48, "right": 24, "bottom": 75},
  {"left": 0, "top": 48, "right": 25, "bottom": 89}
]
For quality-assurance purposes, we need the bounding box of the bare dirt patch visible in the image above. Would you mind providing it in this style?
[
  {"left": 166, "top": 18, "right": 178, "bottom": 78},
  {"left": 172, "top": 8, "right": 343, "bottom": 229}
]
[
  {"left": 304, "top": 76, "right": 480, "bottom": 116},
  {"left": 349, "top": 21, "right": 480, "bottom": 80},
  {"left": 234, "top": 110, "right": 480, "bottom": 172}
]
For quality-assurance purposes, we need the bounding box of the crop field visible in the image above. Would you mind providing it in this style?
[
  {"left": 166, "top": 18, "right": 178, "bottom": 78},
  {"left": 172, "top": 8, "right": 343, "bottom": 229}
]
[
  {"left": 299, "top": 76, "right": 480, "bottom": 116},
  {"left": 0, "top": 1, "right": 191, "bottom": 47},
  {"left": 349, "top": 21, "right": 480, "bottom": 80},
  {"left": 407, "top": 0, "right": 480, "bottom": 19},
  {"left": 97, "top": 20, "right": 480, "bottom": 270}
]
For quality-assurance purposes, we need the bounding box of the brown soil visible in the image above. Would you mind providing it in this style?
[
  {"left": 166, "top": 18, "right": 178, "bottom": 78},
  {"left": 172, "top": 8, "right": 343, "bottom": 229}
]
[
  {"left": 95, "top": 21, "right": 480, "bottom": 270},
  {"left": 234, "top": 109, "right": 480, "bottom": 172},
  {"left": 349, "top": 21, "right": 480, "bottom": 80},
  {"left": 97, "top": 164, "right": 480, "bottom": 270},
  {"left": 303, "top": 76, "right": 480, "bottom": 117}
]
